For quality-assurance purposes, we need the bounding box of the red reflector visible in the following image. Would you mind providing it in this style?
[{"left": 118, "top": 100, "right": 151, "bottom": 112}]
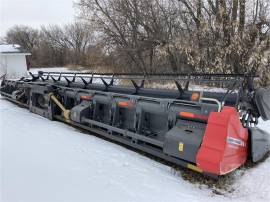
[
  {"left": 80, "top": 95, "right": 92, "bottom": 101},
  {"left": 179, "top": 112, "right": 208, "bottom": 121},
  {"left": 118, "top": 101, "right": 134, "bottom": 108}
]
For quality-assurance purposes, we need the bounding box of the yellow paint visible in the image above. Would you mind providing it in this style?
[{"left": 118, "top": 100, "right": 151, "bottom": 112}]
[
  {"left": 49, "top": 93, "right": 70, "bottom": 121},
  {"left": 187, "top": 164, "right": 203, "bottom": 173},
  {"left": 178, "top": 142, "right": 184, "bottom": 152}
]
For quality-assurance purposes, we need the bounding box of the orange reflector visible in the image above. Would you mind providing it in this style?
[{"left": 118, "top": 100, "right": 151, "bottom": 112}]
[
  {"left": 179, "top": 112, "right": 208, "bottom": 121},
  {"left": 80, "top": 95, "right": 92, "bottom": 101},
  {"left": 191, "top": 92, "right": 200, "bottom": 101},
  {"left": 118, "top": 101, "right": 134, "bottom": 108}
]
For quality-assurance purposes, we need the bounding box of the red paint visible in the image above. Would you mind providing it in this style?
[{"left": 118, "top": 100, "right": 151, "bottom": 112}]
[{"left": 196, "top": 107, "right": 248, "bottom": 175}]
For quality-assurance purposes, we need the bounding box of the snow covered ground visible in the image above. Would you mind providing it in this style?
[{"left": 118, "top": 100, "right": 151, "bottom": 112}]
[
  {"left": 0, "top": 98, "right": 270, "bottom": 202},
  {"left": 30, "top": 67, "right": 83, "bottom": 73}
]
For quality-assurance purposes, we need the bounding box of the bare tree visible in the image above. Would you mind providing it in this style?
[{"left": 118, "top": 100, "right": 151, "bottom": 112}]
[
  {"left": 78, "top": 0, "right": 189, "bottom": 73},
  {"left": 4, "top": 23, "right": 96, "bottom": 68},
  {"left": 41, "top": 22, "right": 94, "bottom": 66},
  {"left": 3, "top": 0, "right": 270, "bottom": 84},
  {"left": 5, "top": 25, "right": 39, "bottom": 52}
]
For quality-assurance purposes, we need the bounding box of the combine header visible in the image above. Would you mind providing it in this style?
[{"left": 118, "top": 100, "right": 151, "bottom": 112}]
[{"left": 1, "top": 71, "right": 269, "bottom": 177}]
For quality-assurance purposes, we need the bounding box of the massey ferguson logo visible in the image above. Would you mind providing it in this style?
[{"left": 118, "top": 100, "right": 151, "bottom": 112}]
[{"left": 227, "top": 137, "right": 246, "bottom": 147}]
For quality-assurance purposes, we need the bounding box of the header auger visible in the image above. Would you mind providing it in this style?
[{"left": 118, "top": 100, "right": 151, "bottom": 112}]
[{"left": 1, "top": 71, "right": 269, "bottom": 178}]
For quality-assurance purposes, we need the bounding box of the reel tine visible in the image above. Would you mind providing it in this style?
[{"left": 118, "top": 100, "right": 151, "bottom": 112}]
[
  {"left": 101, "top": 78, "right": 109, "bottom": 87},
  {"left": 131, "top": 80, "right": 139, "bottom": 90},
  {"left": 89, "top": 73, "right": 94, "bottom": 84},
  {"left": 109, "top": 75, "right": 114, "bottom": 86},
  {"left": 46, "top": 73, "right": 50, "bottom": 80},
  {"left": 131, "top": 79, "right": 145, "bottom": 95},
  {"left": 57, "top": 73, "right": 62, "bottom": 81},
  {"left": 29, "top": 72, "right": 39, "bottom": 81},
  {"left": 80, "top": 76, "right": 88, "bottom": 86},
  {"left": 50, "top": 76, "right": 57, "bottom": 82},
  {"left": 64, "top": 76, "right": 71, "bottom": 87},
  {"left": 175, "top": 81, "right": 184, "bottom": 97},
  {"left": 64, "top": 76, "right": 71, "bottom": 83},
  {"left": 19, "top": 77, "right": 25, "bottom": 81},
  {"left": 185, "top": 80, "right": 190, "bottom": 91},
  {"left": 29, "top": 72, "right": 35, "bottom": 79},
  {"left": 72, "top": 73, "right": 77, "bottom": 82},
  {"left": 140, "top": 80, "right": 145, "bottom": 88}
]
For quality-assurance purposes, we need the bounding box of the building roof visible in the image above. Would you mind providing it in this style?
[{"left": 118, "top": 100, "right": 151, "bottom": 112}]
[{"left": 0, "top": 44, "right": 31, "bottom": 55}]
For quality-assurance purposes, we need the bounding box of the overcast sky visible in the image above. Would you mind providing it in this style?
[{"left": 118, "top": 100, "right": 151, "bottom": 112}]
[{"left": 0, "top": 0, "right": 76, "bottom": 37}]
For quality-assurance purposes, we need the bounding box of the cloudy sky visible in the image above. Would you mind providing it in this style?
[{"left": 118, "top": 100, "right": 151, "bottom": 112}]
[{"left": 0, "top": 0, "right": 76, "bottom": 37}]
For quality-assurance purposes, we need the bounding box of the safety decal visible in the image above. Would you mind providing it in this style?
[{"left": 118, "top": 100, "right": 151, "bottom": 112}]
[{"left": 227, "top": 137, "right": 245, "bottom": 147}]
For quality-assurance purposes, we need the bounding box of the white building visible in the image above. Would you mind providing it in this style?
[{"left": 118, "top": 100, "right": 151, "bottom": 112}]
[{"left": 0, "top": 44, "right": 31, "bottom": 79}]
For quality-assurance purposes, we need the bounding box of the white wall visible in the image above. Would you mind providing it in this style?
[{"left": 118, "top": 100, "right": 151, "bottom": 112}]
[{"left": 0, "top": 54, "right": 28, "bottom": 79}]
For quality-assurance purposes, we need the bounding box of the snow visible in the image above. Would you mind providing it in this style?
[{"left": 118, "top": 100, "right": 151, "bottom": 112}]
[
  {"left": 151, "top": 82, "right": 229, "bottom": 93},
  {"left": 30, "top": 67, "right": 79, "bottom": 73},
  {"left": 0, "top": 44, "right": 23, "bottom": 53},
  {"left": 0, "top": 98, "right": 269, "bottom": 202}
]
